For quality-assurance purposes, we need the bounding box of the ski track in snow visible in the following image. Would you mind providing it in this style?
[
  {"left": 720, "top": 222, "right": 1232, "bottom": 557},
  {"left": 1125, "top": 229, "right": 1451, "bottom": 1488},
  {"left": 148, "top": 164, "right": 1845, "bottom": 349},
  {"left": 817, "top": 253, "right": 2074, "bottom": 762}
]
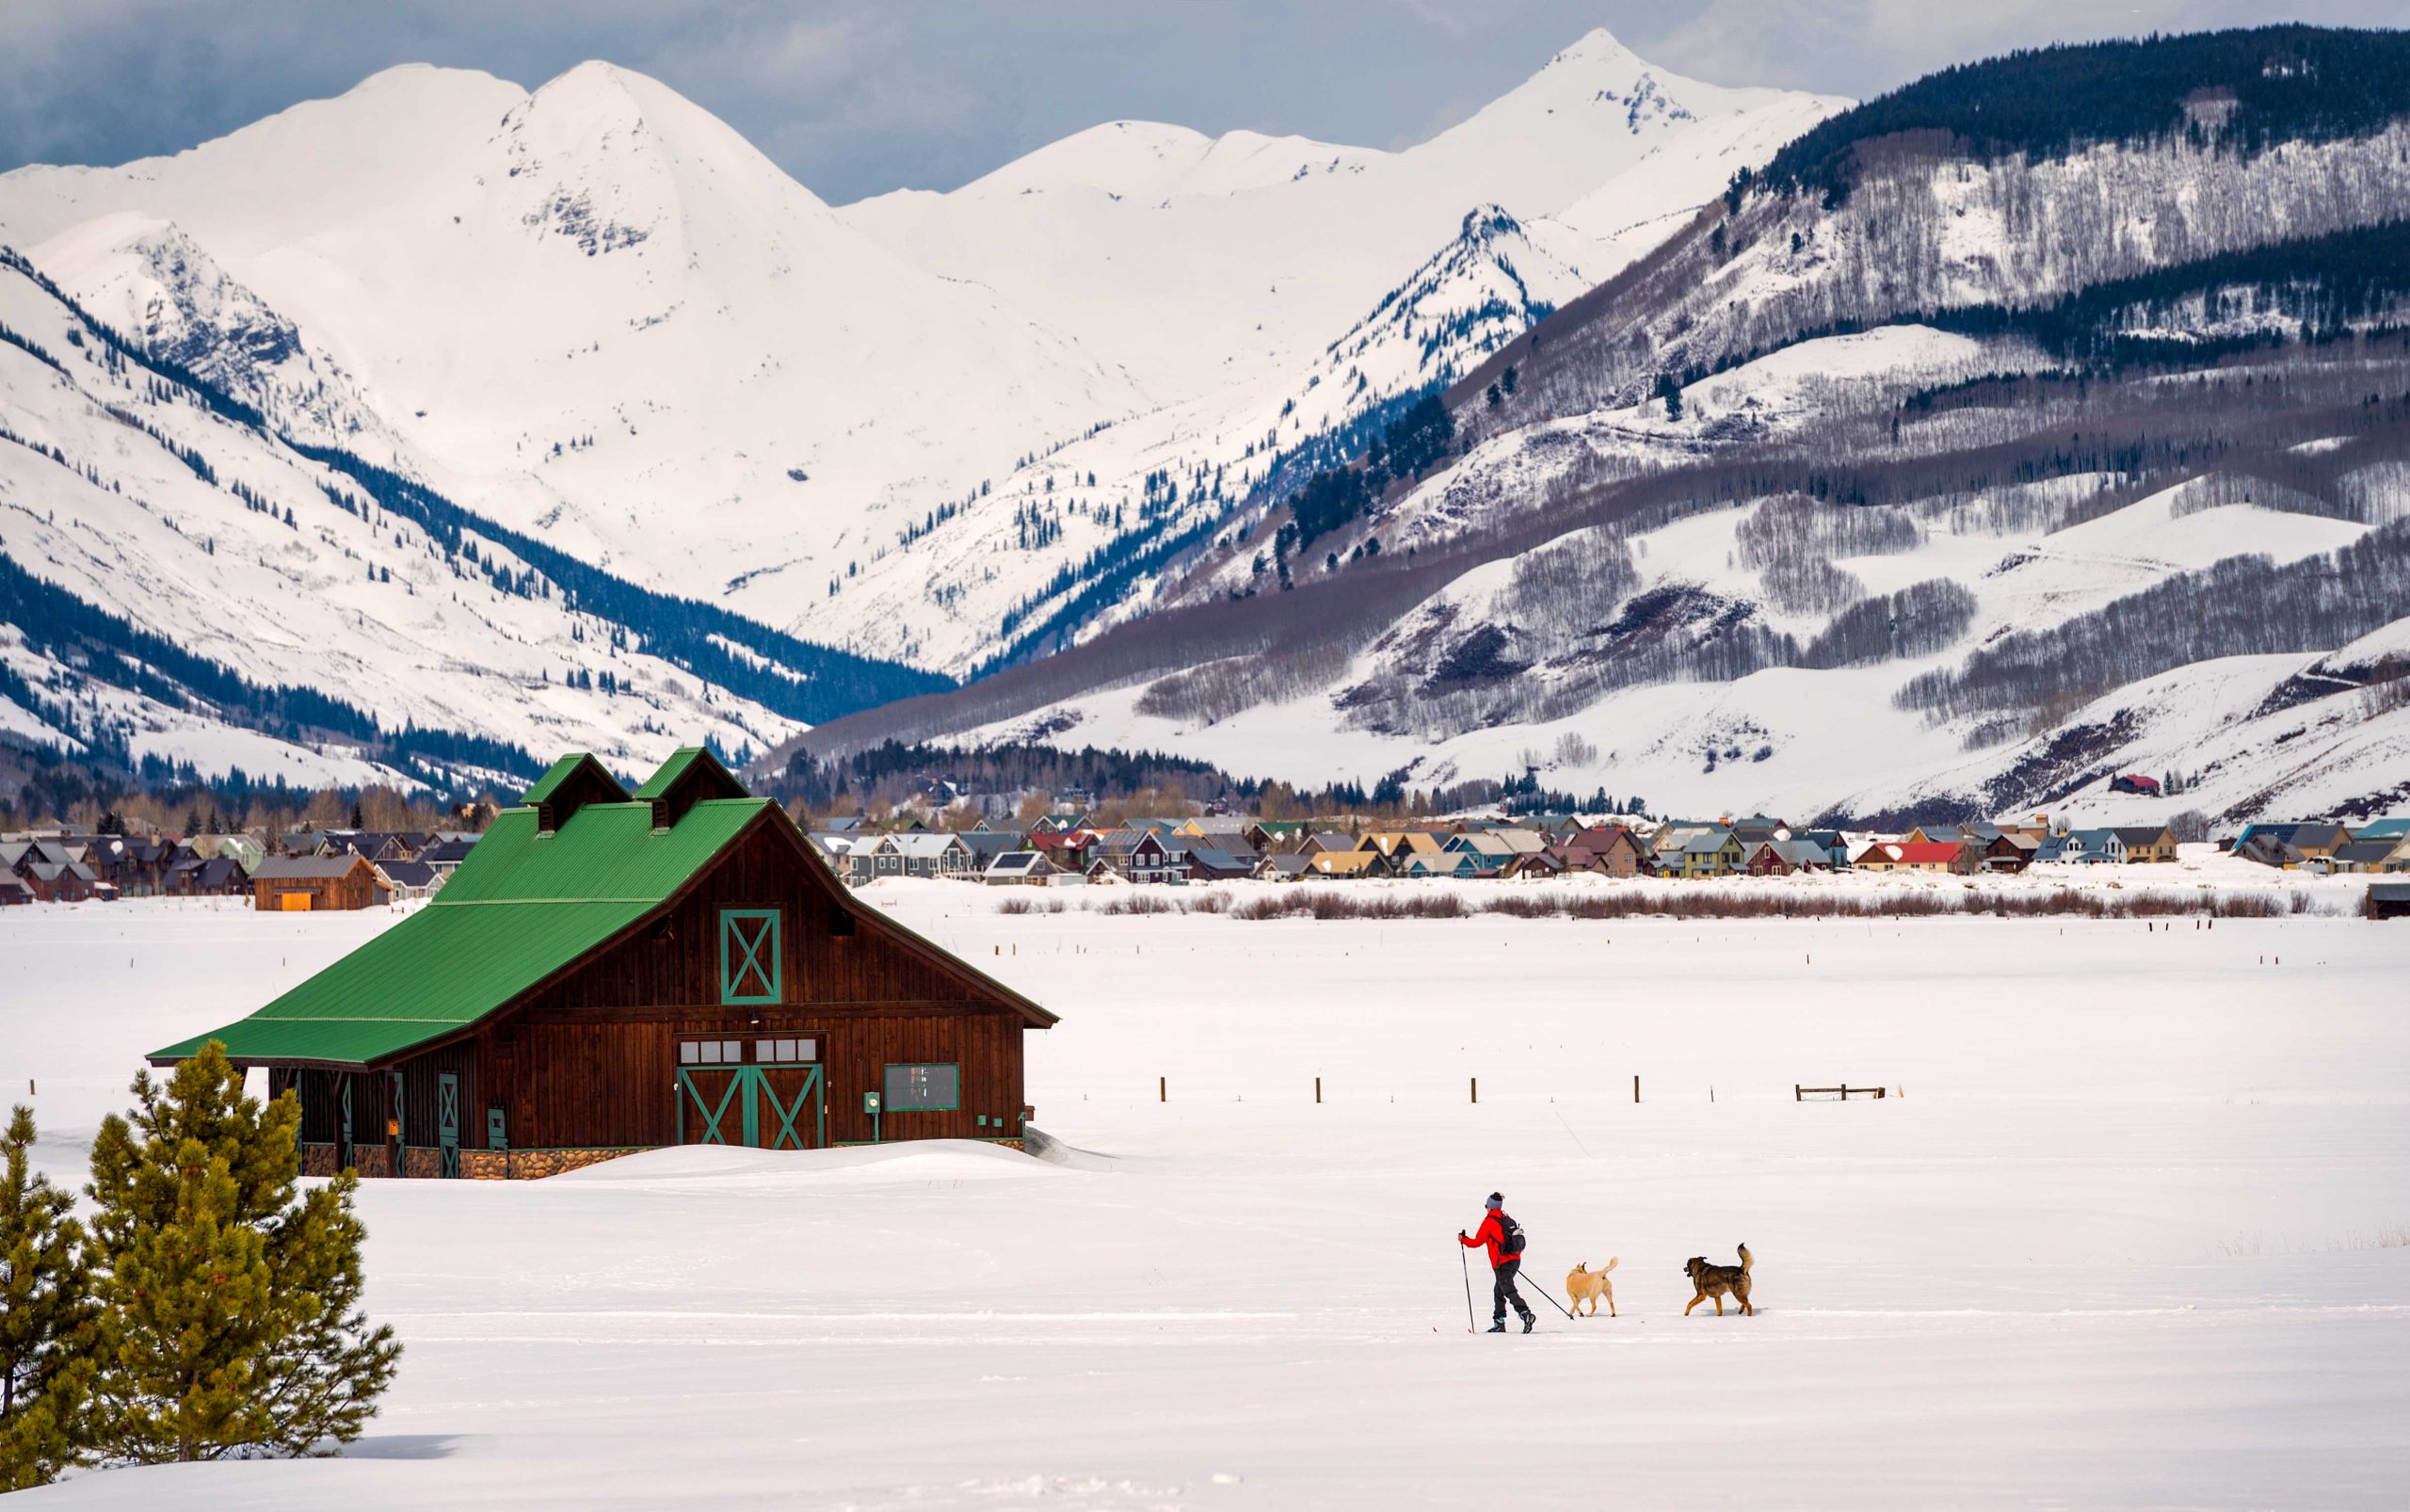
[{"left": 5, "top": 887, "right": 2407, "bottom": 1508}]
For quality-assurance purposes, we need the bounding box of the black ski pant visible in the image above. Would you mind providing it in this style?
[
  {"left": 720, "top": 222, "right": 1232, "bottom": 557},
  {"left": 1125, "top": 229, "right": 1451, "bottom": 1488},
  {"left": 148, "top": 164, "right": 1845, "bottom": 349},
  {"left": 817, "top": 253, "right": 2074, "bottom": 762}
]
[{"left": 1491, "top": 1258, "right": 1534, "bottom": 1323}]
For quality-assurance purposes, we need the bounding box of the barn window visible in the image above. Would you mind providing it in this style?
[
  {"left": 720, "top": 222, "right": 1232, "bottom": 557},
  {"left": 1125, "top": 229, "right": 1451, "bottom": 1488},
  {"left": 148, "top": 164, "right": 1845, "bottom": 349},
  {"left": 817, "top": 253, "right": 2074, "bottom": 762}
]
[
  {"left": 883, "top": 1063, "right": 960, "bottom": 1112},
  {"left": 755, "top": 1038, "right": 816, "bottom": 1063},
  {"left": 718, "top": 909, "right": 781, "bottom": 1005}
]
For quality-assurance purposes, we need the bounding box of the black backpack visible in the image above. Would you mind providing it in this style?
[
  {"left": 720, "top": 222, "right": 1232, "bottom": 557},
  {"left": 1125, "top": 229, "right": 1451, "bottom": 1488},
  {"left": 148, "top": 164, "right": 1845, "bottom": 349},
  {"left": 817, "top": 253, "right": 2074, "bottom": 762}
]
[{"left": 1496, "top": 1211, "right": 1526, "bottom": 1258}]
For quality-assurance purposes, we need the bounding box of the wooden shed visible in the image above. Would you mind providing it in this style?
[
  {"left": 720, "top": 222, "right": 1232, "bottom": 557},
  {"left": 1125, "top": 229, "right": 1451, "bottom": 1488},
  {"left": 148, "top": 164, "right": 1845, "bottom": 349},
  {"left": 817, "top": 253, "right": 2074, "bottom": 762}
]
[
  {"left": 151, "top": 748, "right": 1059, "bottom": 1179},
  {"left": 250, "top": 853, "right": 387, "bottom": 911}
]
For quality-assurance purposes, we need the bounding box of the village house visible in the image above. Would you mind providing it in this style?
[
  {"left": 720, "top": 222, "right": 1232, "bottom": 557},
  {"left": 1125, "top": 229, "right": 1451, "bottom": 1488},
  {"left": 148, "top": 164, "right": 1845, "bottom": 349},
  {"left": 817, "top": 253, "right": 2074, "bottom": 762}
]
[
  {"left": 1306, "top": 849, "right": 1390, "bottom": 880},
  {"left": 981, "top": 851, "right": 1061, "bottom": 886},
  {"left": 1404, "top": 849, "right": 1484, "bottom": 879},
  {"left": 1091, "top": 828, "right": 1185, "bottom": 884},
  {"left": 421, "top": 836, "right": 479, "bottom": 877},
  {"left": 166, "top": 856, "right": 251, "bottom": 897},
  {"left": 1746, "top": 839, "right": 1835, "bottom": 876},
  {"left": 1854, "top": 841, "right": 1978, "bottom": 875},
  {"left": 1254, "top": 853, "right": 1313, "bottom": 881},
  {"left": 0, "top": 867, "right": 32, "bottom": 906},
  {"left": 251, "top": 853, "right": 387, "bottom": 911},
  {"left": 871, "top": 832, "right": 977, "bottom": 881},
  {"left": 1358, "top": 830, "right": 1446, "bottom": 866},
  {"left": 1674, "top": 828, "right": 1747, "bottom": 878},
  {"left": 1178, "top": 844, "right": 1256, "bottom": 881},
  {"left": 2329, "top": 839, "right": 2398, "bottom": 874},
  {"left": 149, "top": 748, "right": 1058, "bottom": 1179},
  {"left": 2112, "top": 826, "right": 2178, "bottom": 863},
  {"left": 376, "top": 859, "right": 442, "bottom": 901},
  {"left": 1553, "top": 825, "right": 1646, "bottom": 877},
  {"left": 1245, "top": 819, "right": 1311, "bottom": 853}
]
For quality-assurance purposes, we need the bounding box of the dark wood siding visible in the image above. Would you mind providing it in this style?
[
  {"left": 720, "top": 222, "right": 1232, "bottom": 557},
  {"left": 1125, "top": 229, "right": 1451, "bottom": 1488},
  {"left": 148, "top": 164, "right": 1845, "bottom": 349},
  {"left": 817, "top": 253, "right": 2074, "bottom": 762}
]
[{"left": 475, "top": 816, "right": 1037, "bottom": 1153}]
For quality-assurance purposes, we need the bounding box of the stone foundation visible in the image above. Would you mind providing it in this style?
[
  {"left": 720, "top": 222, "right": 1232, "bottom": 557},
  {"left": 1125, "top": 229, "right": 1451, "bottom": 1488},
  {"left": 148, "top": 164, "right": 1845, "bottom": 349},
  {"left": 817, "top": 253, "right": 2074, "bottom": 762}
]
[
  {"left": 402, "top": 1148, "right": 444, "bottom": 1179},
  {"left": 454, "top": 1147, "right": 644, "bottom": 1180},
  {"left": 299, "top": 1142, "right": 339, "bottom": 1177}
]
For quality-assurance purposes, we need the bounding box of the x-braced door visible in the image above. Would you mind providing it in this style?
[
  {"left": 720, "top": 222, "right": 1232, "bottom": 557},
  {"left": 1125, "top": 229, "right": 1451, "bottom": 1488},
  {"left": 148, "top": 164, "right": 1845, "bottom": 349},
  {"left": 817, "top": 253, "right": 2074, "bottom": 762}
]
[
  {"left": 676, "top": 1064, "right": 823, "bottom": 1150},
  {"left": 437, "top": 1073, "right": 460, "bottom": 1178}
]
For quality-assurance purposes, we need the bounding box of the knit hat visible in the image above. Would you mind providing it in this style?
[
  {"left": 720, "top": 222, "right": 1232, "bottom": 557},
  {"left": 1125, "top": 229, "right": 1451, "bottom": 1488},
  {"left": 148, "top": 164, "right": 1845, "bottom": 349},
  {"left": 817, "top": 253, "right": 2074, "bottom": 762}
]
[{"left": 1485, "top": 1193, "right": 1503, "bottom": 1210}]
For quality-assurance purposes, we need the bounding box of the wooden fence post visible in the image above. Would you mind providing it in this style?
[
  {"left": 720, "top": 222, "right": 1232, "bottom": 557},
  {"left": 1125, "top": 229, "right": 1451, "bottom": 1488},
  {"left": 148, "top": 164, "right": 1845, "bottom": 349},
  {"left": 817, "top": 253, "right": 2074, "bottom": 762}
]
[
  {"left": 1633, "top": 1074, "right": 1641, "bottom": 1103},
  {"left": 1315, "top": 1076, "right": 1322, "bottom": 1104},
  {"left": 1794, "top": 1084, "right": 1802, "bottom": 1102},
  {"left": 1159, "top": 1075, "right": 1165, "bottom": 1102},
  {"left": 1470, "top": 1077, "right": 1478, "bottom": 1104}
]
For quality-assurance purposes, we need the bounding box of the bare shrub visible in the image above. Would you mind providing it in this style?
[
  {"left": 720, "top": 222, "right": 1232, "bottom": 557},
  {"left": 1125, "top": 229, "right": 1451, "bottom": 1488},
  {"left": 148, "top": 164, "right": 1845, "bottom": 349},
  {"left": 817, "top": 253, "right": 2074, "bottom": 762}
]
[
  {"left": 994, "top": 894, "right": 1065, "bottom": 914},
  {"left": 1099, "top": 893, "right": 1181, "bottom": 915}
]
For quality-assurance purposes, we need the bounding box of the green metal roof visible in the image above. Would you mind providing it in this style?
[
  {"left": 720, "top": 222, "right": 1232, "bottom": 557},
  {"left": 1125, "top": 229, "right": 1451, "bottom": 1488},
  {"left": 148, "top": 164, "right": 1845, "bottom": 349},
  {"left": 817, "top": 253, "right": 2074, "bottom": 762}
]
[
  {"left": 151, "top": 798, "right": 768, "bottom": 1069},
  {"left": 521, "top": 751, "right": 624, "bottom": 807},
  {"left": 632, "top": 747, "right": 707, "bottom": 800}
]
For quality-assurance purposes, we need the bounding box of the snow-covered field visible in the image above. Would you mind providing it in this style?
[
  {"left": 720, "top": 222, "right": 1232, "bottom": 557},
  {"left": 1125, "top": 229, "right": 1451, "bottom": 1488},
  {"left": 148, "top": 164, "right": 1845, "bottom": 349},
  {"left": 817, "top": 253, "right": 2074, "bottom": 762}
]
[{"left": 7, "top": 883, "right": 2408, "bottom": 1508}]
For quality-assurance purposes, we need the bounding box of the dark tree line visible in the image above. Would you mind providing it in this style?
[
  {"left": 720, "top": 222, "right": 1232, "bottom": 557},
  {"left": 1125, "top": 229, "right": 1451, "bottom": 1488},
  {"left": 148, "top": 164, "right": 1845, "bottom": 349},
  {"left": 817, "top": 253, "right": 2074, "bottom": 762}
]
[
  {"left": 1899, "top": 520, "right": 2410, "bottom": 718},
  {"left": 1747, "top": 25, "right": 2410, "bottom": 209}
]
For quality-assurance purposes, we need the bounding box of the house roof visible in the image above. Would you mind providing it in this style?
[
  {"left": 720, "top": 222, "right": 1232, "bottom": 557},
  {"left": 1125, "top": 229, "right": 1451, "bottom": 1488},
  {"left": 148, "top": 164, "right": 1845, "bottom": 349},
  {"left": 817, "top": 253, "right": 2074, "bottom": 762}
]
[
  {"left": 522, "top": 752, "right": 622, "bottom": 807},
  {"left": 1681, "top": 828, "right": 1738, "bottom": 855},
  {"left": 2334, "top": 841, "right": 2396, "bottom": 862},
  {"left": 986, "top": 851, "right": 1048, "bottom": 874},
  {"left": 1308, "top": 851, "right": 1382, "bottom": 875},
  {"left": 1888, "top": 842, "right": 1966, "bottom": 863},
  {"left": 1182, "top": 846, "right": 1247, "bottom": 872},
  {"left": 153, "top": 799, "right": 764, "bottom": 1068},
  {"left": 881, "top": 832, "right": 969, "bottom": 858},
  {"left": 251, "top": 855, "right": 378, "bottom": 881}
]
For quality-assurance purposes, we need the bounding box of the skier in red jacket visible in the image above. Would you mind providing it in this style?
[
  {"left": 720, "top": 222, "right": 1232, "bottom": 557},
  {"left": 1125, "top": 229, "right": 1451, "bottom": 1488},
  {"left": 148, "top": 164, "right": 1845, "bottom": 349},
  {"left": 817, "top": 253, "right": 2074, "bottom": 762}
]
[{"left": 1459, "top": 1192, "right": 1534, "bottom": 1332}]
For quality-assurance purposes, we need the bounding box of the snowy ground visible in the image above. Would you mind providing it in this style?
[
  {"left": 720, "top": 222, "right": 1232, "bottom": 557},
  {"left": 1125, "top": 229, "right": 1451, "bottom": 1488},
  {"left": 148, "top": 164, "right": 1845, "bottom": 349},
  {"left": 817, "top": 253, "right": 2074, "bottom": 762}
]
[{"left": 5, "top": 882, "right": 2408, "bottom": 1509}]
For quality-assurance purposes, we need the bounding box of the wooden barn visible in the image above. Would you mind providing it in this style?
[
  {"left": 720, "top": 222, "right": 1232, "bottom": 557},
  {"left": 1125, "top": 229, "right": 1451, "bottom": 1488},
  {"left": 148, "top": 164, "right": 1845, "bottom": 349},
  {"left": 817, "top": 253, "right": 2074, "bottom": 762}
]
[
  {"left": 250, "top": 853, "right": 387, "bottom": 911},
  {"left": 150, "top": 748, "right": 1058, "bottom": 1179}
]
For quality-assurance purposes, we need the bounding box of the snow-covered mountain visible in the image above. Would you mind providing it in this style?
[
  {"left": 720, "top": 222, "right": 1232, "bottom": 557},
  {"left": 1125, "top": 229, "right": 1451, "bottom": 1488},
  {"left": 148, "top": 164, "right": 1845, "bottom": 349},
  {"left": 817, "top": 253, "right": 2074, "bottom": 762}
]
[
  {"left": 795, "top": 28, "right": 2410, "bottom": 827},
  {"left": 0, "top": 28, "right": 1853, "bottom": 786}
]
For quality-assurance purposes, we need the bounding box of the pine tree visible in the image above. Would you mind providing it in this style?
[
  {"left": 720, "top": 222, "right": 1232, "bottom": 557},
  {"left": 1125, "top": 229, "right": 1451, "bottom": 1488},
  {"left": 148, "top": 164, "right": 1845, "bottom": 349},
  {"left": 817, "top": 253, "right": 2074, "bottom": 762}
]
[
  {"left": 1, "top": 1106, "right": 97, "bottom": 1490},
  {"left": 83, "top": 1045, "right": 400, "bottom": 1464}
]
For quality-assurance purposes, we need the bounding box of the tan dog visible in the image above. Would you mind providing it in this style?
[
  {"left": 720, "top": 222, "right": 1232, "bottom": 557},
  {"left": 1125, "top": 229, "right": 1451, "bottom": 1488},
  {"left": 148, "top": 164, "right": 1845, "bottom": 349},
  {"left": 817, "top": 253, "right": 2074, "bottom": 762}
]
[
  {"left": 1565, "top": 1258, "right": 1618, "bottom": 1317},
  {"left": 1682, "top": 1244, "right": 1754, "bottom": 1316}
]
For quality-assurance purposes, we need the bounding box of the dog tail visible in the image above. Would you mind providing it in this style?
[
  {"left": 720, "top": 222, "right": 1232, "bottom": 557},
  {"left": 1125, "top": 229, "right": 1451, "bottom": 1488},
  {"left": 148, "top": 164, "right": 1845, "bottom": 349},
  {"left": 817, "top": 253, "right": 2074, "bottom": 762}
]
[
  {"left": 1602, "top": 1256, "right": 1618, "bottom": 1274},
  {"left": 1738, "top": 1243, "right": 1752, "bottom": 1274}
]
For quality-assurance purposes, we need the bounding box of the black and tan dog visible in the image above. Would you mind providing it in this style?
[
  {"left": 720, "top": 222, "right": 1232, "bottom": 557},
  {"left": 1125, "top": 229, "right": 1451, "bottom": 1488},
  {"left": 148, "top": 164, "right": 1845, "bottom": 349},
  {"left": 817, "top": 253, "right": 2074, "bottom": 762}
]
[{"left": 1681, "top": 1244, "right": 1754, "bottom": 1316}]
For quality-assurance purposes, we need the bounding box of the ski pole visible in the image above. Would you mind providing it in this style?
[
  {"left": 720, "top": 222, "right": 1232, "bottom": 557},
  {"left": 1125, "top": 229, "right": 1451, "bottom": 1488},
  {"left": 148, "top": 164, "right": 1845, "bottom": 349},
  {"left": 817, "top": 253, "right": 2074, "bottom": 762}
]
[
  {"left": 1523, "top": 1264, "right": 1577, "bottom": 1320},
  {"left": 1459, "top": 1243, "right": 1476, "bottom": 1332}
]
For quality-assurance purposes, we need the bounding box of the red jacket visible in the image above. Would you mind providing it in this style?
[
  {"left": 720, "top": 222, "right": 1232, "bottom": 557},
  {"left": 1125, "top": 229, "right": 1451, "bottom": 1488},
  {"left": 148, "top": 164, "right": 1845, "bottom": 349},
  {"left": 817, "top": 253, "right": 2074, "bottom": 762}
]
[{"left": 1459, "top": 1211, "right": 1513, "bottom": 1269}]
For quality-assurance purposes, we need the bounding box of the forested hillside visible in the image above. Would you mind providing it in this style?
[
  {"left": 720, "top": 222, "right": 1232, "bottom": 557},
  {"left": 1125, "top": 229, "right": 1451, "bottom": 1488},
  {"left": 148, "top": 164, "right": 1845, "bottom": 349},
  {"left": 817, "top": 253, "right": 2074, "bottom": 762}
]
[{"left": 797, "top": 26, "right": 2410, "bottom": 826}]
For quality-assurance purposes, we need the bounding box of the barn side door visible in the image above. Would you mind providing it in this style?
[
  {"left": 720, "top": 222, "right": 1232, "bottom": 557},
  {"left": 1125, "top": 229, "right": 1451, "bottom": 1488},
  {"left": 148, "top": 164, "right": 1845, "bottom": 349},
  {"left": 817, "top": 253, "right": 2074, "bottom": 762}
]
[
  {"left": 437, "top": 1073, "right": 460, "bottom": 1178},
  {"left": 676, "top": 1066, "right": 749, "bottom": 1146},
  {"left": 757, "top": 1066, "right": 823, "bottom": 1151}
]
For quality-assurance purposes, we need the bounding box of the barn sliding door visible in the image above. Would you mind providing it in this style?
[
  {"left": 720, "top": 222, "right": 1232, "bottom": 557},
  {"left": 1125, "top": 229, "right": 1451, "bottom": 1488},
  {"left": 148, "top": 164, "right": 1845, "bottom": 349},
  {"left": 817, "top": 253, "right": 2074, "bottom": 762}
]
[{"left": 675, "top": 1038, "right": 823, "bottom": 1150}]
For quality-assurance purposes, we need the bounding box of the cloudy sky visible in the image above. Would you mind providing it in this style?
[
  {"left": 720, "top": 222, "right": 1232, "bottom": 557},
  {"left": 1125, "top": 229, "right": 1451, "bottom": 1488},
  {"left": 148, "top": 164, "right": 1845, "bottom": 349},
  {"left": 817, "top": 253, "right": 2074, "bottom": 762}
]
[{"left": 4, "top": 1, "right": 2398, "bottom": 203}]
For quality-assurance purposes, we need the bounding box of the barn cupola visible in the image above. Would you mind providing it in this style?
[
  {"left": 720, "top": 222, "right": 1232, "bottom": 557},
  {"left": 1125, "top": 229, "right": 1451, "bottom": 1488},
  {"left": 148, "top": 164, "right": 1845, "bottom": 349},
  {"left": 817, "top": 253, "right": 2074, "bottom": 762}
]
[
  {"left": 634, "top": 746, "right": 750, "bottom": 830},
  {"left": 519, "top": 752, "right": 630, "bottom": 835}
]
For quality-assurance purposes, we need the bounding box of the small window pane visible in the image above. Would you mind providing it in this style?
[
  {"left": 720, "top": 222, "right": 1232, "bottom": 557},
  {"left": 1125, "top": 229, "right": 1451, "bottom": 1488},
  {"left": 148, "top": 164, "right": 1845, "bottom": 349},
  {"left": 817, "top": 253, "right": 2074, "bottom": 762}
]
[
  {"left": 698, "top": 1040, "right": 720, "bottom": 1064},
  {"left": 757, "top": 1039, "right": 775, "bottom": 1062},
  {"left": 798, "top": 1039, "right": 817, "bottom": 1062},
  {"left": 773, "top": 1039, "right": 795, "bottom": 1061},
  {"left": 722, "top": 1040, "right": 742, "bottom": 1063},
  {"left": 679, "top": 1041, "right": 699, "bottom": 1065}
]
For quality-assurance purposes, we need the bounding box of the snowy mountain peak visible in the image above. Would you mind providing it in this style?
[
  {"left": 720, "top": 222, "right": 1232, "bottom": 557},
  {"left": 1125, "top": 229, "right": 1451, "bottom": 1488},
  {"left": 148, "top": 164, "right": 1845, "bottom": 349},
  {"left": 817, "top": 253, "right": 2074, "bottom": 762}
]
[{"left": 959, "top": 118, "right": 1379, "bottom": 204}]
